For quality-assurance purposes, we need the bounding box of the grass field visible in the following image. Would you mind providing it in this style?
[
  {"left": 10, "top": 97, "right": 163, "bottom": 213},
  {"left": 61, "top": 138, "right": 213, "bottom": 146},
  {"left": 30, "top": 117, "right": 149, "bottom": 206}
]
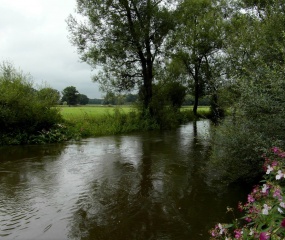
[
  {"left": 58, "top": 105, "right": 135, "bottom": 120},
  {"left": 57, "top": 105, "right": 211, "bottom": 138},
  {"left": 58, "top": 105, "right": 210, "bottom": 120}
]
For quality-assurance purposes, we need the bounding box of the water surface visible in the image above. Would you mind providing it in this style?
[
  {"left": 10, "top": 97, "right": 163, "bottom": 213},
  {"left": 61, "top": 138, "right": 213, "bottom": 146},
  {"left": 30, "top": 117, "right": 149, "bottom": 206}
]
[{"left": 0, "top": 120, "right": 247, "bottom": 239}]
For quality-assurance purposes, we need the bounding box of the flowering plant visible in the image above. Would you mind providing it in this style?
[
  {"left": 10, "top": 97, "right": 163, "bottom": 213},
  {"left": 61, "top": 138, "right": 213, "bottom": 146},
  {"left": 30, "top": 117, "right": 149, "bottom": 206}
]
[{"left": 210, "top": 147, "right": 285, "bottom": 239}]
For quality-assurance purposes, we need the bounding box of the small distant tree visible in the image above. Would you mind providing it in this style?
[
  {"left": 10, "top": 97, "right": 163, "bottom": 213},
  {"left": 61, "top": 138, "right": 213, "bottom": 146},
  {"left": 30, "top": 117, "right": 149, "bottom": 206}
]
[
  {"left": 78, "top": 94, "right": 89, "bottom": 105},
  {"left": 103, "top": 91, "right": 116, "bottom": 105},
  {"left": 125, "top": 94, "right": 138, "bottom": 103},
  {"left": 61, "top": 86, "right": 79, "bottom": 105}
]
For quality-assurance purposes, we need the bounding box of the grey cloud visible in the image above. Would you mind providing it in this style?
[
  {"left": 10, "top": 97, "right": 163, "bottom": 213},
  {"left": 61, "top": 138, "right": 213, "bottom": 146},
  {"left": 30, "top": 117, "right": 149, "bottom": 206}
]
[{"left": 0, "top": 0, "right": 102, "bottom": 99}]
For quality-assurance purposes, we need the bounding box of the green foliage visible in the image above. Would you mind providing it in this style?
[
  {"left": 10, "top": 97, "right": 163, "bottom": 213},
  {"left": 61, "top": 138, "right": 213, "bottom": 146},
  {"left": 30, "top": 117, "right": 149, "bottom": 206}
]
[
  {"left": 125, "top": 93, "right": 138, "bottom": 103},
  {"left": 103, "top": 91, "right": 117, "bottom": 105},
  {"left": 37, "top": 87, "right": 61, "bottom": 105},
  {"left": 0, "top": 62, "right": 64, "bottom": 145},
  {"left": 88, "top": 98, "right": 103, "bottom": 104},
  {"left": 208, "top": 0, "right": 285, "bottom": 184},
  {"left": 165, "top": 82, "right": 187, "bottom": 109},
  {"left": 142, "top": 82, "right": 193, "bottom": 129},
  {"left": 61, "top": 86, "right": 79, "bottom": 105},
  {"left": 67, "top": 0, "right": 175, "bottom": 111},
  {"left": 166, "top": 0, "right": 225, "bottom": 115},
  {"left": 78, "top": 93, "right": 89, "bottom": 105},
  {"left": 208, "top": 64, "right": 285, "bottom": 184}
]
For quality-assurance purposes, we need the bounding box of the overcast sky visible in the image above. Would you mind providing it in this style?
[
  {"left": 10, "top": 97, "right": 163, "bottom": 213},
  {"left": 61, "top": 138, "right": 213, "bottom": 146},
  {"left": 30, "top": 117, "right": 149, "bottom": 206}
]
[{"left": 0, "top": 0, "right": 102, "bottom": 98}]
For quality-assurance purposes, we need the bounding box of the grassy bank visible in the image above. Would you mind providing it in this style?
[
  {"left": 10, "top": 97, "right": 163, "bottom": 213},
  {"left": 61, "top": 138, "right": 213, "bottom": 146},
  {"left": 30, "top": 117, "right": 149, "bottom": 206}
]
[
  {"left": 58, "top": 105, "right": 134, "bottom": 120},
  {"left": 59, "top": 105, "right": 211, "bottom": 138}
]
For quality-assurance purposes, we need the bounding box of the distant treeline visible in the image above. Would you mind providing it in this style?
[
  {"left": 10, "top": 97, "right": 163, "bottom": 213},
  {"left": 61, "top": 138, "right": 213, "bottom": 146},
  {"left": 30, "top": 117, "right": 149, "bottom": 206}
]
[{"left": 88, "top": 94, "right": 210, "bottom": 106}]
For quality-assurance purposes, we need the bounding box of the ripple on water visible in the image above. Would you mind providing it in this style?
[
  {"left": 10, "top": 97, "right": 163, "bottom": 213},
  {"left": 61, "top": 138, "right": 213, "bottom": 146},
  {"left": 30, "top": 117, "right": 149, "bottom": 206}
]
[{"left": 0, "top": 202, "right": 40, "bottom": 238}]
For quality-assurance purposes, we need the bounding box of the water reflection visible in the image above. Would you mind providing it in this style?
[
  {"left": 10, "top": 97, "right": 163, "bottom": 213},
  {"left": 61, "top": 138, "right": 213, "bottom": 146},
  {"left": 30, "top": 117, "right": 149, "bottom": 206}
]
[{"left": 0, "top": 120, "right": 248, "bottom": 239}]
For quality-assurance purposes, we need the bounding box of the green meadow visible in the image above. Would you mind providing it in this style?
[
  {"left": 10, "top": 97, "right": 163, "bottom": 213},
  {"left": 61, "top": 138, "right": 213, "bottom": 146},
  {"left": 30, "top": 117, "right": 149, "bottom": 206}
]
[
  {"left": 58, "top": 105, "right": 210, "bottom": 138},
  {"left": 58, "top": 105, "right": 134, "bottom": 120},
  {"left": 59, "top": 105, "right": 210, "bottom": 120}
]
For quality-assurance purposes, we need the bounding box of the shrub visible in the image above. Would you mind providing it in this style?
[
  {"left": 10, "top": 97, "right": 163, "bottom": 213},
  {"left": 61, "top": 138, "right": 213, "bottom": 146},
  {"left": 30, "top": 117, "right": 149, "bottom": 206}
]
[
  {"left": 208, "top": 64, "right": 285, "bottom": 184},
  {"left": 0, "top": 62, "right": 64, "bottom": 145},
  {"left": 210, "top": 147, "right": 285, "bottom": 239}
]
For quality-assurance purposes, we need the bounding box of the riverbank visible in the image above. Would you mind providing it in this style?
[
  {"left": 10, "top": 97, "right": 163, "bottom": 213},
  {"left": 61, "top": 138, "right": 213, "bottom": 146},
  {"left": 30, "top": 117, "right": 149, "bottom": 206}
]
[
  {"left": 0, "top": 105, "right": 210, "bottom": 146},
  {"left": 60, "top": 105, "right": 211, "bottom": 138}
]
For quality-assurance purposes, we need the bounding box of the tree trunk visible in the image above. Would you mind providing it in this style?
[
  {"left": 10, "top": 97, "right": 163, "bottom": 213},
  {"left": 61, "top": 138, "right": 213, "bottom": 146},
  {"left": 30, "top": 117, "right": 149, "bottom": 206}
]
[
  {"left": 210, "top": 92, "right": 224, "bottom": 124},
  {"left": 193, "top": 63, "right": 200, "bottom": 116},
  {"left": 193, "top": 78, "right": 199, "bottom": 116}
]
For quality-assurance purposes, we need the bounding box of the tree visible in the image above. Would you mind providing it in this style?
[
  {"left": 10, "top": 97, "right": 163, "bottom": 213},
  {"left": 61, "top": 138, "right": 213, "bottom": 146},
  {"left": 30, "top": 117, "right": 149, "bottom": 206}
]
[
  {"left": 37, "top": 87, "right": 61, "bottom": 105},
  {"left": 67, "top": 0, "right": 175, "bottom": 115},
  {"left": 78, "top": 94, "right": 89, "bottom": 105},
  {"left": 88, "top": 98, "right": 103, "bottom": 104},
  {"left": 165, "top": 82, "right": 187, "bottom": 109},
  {"left": 167, "top": 0, "right": 225, "bottom": 116},
  {"left": 208, "top": 0, "right": 285, "bottom": 184},
  {"left": 103, "top": 91, "right": 116, "bottom": 105},
  {"left": 125, "top": 94, "right": 138, "bottom": 103},
  {"left": 61, "top": 86, "right": 79, "bottom": 106}
]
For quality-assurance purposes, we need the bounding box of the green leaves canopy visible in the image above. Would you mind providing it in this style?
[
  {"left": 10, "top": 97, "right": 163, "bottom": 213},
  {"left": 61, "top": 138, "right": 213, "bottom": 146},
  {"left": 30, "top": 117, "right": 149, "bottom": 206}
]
[{"left": 67, "top": 0, "right": 175, "bottom": 110}]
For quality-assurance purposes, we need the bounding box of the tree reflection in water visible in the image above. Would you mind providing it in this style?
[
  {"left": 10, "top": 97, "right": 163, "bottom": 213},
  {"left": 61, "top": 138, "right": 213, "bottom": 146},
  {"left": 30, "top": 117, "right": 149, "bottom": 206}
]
[
  {"left": 68, "top": 135, "right": 195, "bottom": 240},
  {"left": 66, "top": 120, "right": 246, "bottom": 240},
  {"left": 0, "top": 121, "right": 249, "bottom": 240}
]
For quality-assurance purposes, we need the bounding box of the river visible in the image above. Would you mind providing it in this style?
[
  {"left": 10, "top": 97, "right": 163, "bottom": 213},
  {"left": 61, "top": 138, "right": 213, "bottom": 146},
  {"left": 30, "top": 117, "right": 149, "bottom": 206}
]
[{"left": 0, "top": 120, "right": 248, "bottom": 239}]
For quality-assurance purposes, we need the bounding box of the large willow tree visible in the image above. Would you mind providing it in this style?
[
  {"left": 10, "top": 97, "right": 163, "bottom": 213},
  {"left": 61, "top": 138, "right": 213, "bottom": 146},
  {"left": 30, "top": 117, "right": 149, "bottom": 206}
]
[{"left": 67, "top": 0, "right": 174, "bottom": 114}]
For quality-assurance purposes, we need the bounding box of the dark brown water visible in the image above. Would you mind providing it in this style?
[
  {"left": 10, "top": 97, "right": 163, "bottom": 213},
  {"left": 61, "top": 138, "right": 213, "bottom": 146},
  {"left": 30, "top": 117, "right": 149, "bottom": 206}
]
[{"left": 0, "top": 120, "right": 248, "bottom": 239}]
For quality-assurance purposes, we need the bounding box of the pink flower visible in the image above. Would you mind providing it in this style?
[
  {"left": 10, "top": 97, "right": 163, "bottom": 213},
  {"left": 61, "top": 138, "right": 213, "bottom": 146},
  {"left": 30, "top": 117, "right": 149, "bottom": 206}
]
[
  {"left": 259, "top": 232, "right": 270, "bottom": 240},
  {"left": 248, "top": 194, "right": 255, "bottom": 203},
  {"left": 278, "top": 152, "right": 285, "bottom": 158},
  {"left": 249, "top": 206, "right": 259, "bottom": 213},
  {"left": 272, "top": 160, "right": 278, "bottom": 166},
  {"left": 237, "top": 202, "right": 243, "bottom": 212},
  {"left": 211, "top": 230, "right": 216, "bottom": 237},
  {"left": 245, "top": 217, "right": 252, "bottom": 222},
  {"left": 281, "top": 219, "right": 285, "bottom": 228},
  {"left": 273, "top": 188, "right": 282, "bottom": 200},
  {"left": 272, "top": 146, "right": 281, "bottom": 154},
  {"left": 234, "top": 229, "right": 242, "bottom": 239}
]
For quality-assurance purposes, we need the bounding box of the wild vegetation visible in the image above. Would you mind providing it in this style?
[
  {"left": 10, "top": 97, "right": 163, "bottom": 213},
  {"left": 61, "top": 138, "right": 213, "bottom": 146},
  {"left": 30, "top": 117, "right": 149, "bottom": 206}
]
[
  {"left": 210, "top": 147, "right": 285, "bottom": 239},
  {"left": 0, "top": 62, "right": 72, "bottom": 145},
  {"left": 207, "top": 0, "right": 285, "bottom": 185}
]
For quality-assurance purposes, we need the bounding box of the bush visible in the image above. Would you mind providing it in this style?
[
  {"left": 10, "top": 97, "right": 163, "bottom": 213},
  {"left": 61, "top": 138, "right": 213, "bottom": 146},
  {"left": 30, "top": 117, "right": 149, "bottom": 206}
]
[
  {"left": 208, "top": 64, "right": 285, "bottom": 184},
  {"left": 0, "top": 62, "right": 64, "bottom": 145},
  {"left": 210, "top": 147, "right": 285, "bottom": 239}
]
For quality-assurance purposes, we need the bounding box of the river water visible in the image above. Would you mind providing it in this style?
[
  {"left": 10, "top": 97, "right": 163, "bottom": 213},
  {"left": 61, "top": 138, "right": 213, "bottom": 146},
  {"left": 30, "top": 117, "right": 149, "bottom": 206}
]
[{"left": 0, "top": 120, "right": 248, "bottom": 240}]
